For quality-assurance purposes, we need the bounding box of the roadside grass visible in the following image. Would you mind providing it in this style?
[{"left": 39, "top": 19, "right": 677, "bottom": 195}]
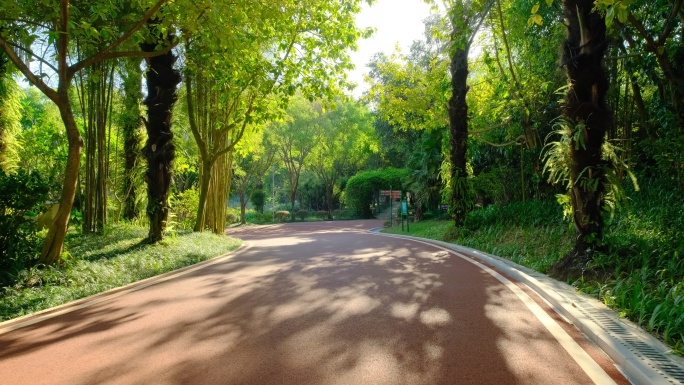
[
  {"left": 382, "top": 190, "right": 684, "bottom": 354},
  {"left": 588, "top": 180, "right": 684, "bottom": 354},
  {"left": 383, "top": 199, "right": 571, "bottom": 273},
  {"left": 0, "top": 224, "right": 242, "bottom": 321}
]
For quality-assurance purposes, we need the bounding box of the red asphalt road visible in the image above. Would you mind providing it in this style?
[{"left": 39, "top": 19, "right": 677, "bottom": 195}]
[{"left": 0, "top": 220, "right": 629, "bottom": 385}]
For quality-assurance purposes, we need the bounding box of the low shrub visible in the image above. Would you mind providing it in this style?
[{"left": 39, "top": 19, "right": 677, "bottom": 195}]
[
  {"left": 315, "top": 210, "right": 329, "bottom": 219},
  {"left": 225, "top": 207, "right": 239, "bottom": 224},
  {"left": 275, "top": 210, "right": 289, "bottom": 222},
  {"left": 296, "top": 210, "right": 309, "bottom": 221},
  {"left": 246, "top": 211, "right": 272, "bottom": 223},
  {"left": 333, "top": 209, "right": 356, "bottom": 220}
]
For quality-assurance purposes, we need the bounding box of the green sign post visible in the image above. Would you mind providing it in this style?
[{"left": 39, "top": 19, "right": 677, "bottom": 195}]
[{"left": 401, "top": 200, "right": 409, "bottom": 232}]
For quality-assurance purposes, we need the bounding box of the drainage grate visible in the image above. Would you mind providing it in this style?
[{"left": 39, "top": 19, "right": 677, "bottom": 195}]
[{"left": 574, "top": 304, "right": 684, "bottom": 384}]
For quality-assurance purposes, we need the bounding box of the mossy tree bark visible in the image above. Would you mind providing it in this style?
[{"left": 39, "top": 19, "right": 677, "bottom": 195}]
[
  {"left": 120, "top": 58, "right": 144, "bottom": 221},
  {"left": 550, "top": 0, "right": 611, "bottom": 278},
  {"left": 444, "top": 0, "right": 492, "bottom": 227},
  {"left": 447, "top": 46, "right": 470, "bottom": 228},
  {"left": 141, "top": 24, "right": 181, "bottom": 243}
]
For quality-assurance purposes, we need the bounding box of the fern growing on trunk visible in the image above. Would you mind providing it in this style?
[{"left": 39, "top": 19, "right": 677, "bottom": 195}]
[{"left": 544, "top": 0, "right": 638, "bottom": 279}]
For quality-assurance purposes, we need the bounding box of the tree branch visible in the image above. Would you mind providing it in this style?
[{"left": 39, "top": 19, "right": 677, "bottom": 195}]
[
  {"left": 67, "top": 0, "right": 167, "bottom": 76},
  {"left": 0, "top": 36, "right": 58, "bottom": 102},
  {"left": 470, "top": 117, "right": 511, "bottom": 135},
  {"left": 5, "top": 41, "right": 59, "bottom": 74},
  {"left": 659, "top": 0, "right": 683, "bottom": 43},
  {"left": 185, "top": 71, "right": 209, "bottom": 162},
  {"left": 474, "top": 134, "right": 525, "bottom": 147},
  {"left": 627, "top": 14, "right": 656, "bottom": 49},
  {"left": 69, "top": 39, "right": 178, "bottom": 77},
  {"left": 58, "top": 0, "right": 68, "bottom": 86}
]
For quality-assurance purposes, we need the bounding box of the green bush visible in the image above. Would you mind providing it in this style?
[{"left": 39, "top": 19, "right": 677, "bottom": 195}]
[
  {"left": 257, "top": 212, "right": 273, "bottom": 223},
  {"left": 315, "top": 210, "right": 329, "bottom": 219},
  {"left": 0, "top": 169, "right": 50, "bottom": 285},
  {"left": 251, "top": 189, "right": 266, "bottom": 213},
  {"left": 345, "top": 168, "right": 409, "bottom": 218},
  {"left": 333, "top": 209, "right": 356, "bottom": 220},
  {"left": 246, "top": 211, "right": 274, "bottom": 223},
  {"left": 296, "top": 210, "right": 309, "bottom": 221},
  {"left": 226, "top": 207, "right": 239, "bottom": 224},
  {"left": 275, "top": 210, "right": 289, "bottom": 222},
  {"left": 171, "top": 187, "right": 199, "bottom": 230}
]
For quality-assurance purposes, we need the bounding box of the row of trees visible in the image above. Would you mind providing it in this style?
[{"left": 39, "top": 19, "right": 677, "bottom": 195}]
[
  {"left": 230, "top": 95, "right": 377, "bottom": 224},
  {"left": 366, "top": 0, "right": 681, "bottom": 276},
  {"left": 0, "top": 0, "right": 372, "bottom": 265},
  {"left": 2, "top": 0, "right": 682, "bottom": 278}
]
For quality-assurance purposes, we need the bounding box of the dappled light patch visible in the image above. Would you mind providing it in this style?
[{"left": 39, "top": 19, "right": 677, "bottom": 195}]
[
  {"left": 390, "top": 302, "right": 420, "bottom": 321},
  {"left": 252, "top": 236, "right": 316, "bottom": 247},
  {"left": 0, "top": 222, "right": 604, "bottom": 384},
  {"left": 419, "top": 308, "right": 452, "bottom": 327}
]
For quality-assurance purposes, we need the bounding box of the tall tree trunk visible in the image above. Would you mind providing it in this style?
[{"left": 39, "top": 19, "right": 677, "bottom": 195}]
[
  {"left": 447, "top": 46, "right": 471, "bottom": 227},
  {"left": 194, "top": 158, "right": 213, "bottom": 232},
  {"left": 39, "top": 0, "right": 83, "bottom": 264},
  {"left": 80, "top": 60, "right": 114, "bottom": 234},
  {"left": 207, "top": 150, "right": 233, "bottom": 233},
  {"left": 121, "top": 58, "right": 143, "bottom": 220},
  {"left": 550, "top": 0, "right": 611, "bottom": 277},
  {"left": 40, "top": 94, "right": 83, "bottom": 264},
  {"left": 141, "top": 25, "right": 181, "bottom": 243},
  {"left": 240, "top": 192, "right": 247, "bottom": 225},
  {"left": 326, "top": 182, "right": 334, "bottom": 220}
]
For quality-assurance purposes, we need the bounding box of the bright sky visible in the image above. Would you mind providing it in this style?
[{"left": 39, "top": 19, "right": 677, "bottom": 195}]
[{"left": 347, "top": 0, "right": 434, "bottom": 98}]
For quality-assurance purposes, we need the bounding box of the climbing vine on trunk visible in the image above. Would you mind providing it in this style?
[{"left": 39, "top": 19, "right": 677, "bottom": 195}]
[
  {"left": 547, "top": 0, "right": 611, "bottom": 277},
  {"left": 141, "top": 22, "right": 181, "bottom": 243},
  {"left": 444, "top": 0, "right": 492, "bottom": 227}
]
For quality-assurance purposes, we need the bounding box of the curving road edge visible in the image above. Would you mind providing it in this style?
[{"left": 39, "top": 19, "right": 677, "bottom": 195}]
[
  {"left": 0, "top": 243, "right": 252, "bottom": 335},
  {"left": 371, "top": 230, "right": 684, "bottom": 385}
]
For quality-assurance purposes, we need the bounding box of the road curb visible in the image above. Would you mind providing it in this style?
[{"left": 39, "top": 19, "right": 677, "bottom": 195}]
[
  {"left": 0, "top": 242, "right": 251, "bottom": 335},
  {"left": 373, "top": 231, "right": 684, "bottom": 385}
]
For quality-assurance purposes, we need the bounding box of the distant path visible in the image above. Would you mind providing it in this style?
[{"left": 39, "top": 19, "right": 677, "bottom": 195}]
[{"left": 0, "top": 220, "right": 628, "bottom": 384}]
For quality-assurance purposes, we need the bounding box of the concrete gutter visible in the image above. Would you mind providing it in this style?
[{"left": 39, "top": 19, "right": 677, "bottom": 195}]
[{"left": 373, "top": 231, "right": 684, "bottom": 385}]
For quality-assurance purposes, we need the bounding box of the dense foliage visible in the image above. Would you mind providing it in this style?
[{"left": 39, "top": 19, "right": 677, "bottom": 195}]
[{"left": 0, "top": 170, "right": 51, "bottom": 285}]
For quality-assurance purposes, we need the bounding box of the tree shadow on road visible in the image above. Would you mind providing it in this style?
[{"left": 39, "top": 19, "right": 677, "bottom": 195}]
[{"left": 0, "top": 221, "right": 594, "bottom": 385}]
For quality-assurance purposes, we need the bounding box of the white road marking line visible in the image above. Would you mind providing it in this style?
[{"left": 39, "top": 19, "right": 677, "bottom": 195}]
[{"left": 376, "top": 233, "right": 617, "bottom": 385}]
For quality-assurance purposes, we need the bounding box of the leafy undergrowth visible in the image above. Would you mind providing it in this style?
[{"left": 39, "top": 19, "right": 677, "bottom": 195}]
[
  {"left": 586, "top": 180, "right": 684, "bottom": 354},
  {"left": 0, "top": 224, "right": 242, "bottom": 321},
  {"left": 383, "top": 199, "right": 571, "bottom": 273},
  {"left": 383, "top": 191, "right": 684, "bottom": 354}
]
